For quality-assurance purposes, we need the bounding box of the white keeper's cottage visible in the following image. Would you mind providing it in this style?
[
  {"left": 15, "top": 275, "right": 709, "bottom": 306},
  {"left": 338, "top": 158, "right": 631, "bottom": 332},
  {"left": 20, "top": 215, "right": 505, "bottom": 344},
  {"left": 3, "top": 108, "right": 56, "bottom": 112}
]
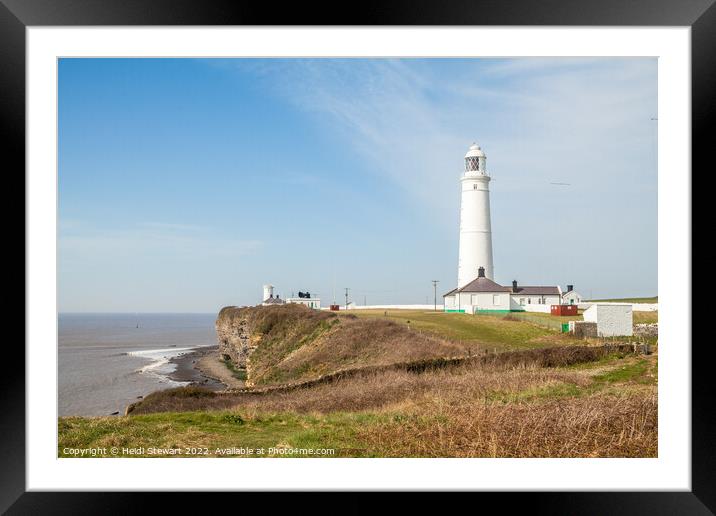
[{"left": 443, "top": 267, "right": 561, "bottom": 314}]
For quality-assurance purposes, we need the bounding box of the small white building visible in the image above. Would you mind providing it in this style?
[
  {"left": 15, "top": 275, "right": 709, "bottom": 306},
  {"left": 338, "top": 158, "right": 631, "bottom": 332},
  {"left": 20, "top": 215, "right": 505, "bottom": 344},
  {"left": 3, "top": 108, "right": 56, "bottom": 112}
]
[
  {"left": 261, "top": 284, "right": 285, "bottom": 305},
  {"left": 286, "top": 291, "right": 321, "bottom": 310},
  {"left": 443, "top": 267, "right": 561, "bottom": 314},
  {"left": 583, "top": 303, "right": 633, "bottom": 337},
  {"left": 561, "top": 284, "right": 583, "bottom": 306}
]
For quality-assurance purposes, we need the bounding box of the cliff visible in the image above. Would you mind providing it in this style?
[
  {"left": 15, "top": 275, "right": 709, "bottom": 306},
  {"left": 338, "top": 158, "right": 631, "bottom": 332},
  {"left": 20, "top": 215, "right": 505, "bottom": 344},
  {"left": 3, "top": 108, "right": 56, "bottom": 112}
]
[
  {"left": 215, "top": 304, "right": 469, "bottom": 387},
  {"left": 216, "top": 304, "right": 337, "bottom": 387}
]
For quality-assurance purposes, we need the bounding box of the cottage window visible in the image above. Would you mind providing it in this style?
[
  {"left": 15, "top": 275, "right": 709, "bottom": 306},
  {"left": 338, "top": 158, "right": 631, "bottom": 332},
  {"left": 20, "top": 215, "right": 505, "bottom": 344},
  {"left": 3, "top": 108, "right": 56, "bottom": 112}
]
[
  {"left": 520, "top": 298, "right": 525, "bottom": 305},
  {"left": 493, "top": 295, "right": 500, "bottom": 305}
]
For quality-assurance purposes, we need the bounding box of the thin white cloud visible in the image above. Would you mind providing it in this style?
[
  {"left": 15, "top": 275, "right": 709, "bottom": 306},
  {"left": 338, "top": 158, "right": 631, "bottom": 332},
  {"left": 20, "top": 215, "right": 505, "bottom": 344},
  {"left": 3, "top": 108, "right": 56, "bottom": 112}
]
[
  {"left": 231, "top": 58, "right": 656, "bottom": 230},
  {"left": 60, "top": 222, "right": 262, "bottom": 262}
]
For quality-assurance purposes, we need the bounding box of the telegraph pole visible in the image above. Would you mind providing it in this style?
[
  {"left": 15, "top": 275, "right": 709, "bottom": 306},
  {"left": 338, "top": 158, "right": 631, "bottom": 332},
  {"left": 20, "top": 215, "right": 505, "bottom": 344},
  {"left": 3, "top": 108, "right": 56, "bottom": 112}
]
[
  {"left": 432, "top": 280, "right": 439, "bottom": 311},
  {"left": 344, "top": 288, "right": 350, "bottom": 310}
]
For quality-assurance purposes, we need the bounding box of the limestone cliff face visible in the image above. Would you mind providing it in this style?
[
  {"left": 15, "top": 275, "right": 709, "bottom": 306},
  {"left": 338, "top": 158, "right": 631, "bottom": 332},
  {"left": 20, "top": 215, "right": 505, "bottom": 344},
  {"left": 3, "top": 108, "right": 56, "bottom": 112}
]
[
  {"left": 215, "top": 304, "right": 336, "bottom": 387},
  {"left": 215, "top": 306, "right": 257, "bottom": 370}
]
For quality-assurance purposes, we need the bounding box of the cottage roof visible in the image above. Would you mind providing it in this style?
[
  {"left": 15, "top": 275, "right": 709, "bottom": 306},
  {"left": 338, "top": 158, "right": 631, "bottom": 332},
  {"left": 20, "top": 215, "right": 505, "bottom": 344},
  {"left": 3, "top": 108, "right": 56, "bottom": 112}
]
[
  {"left": 443, "top": 278, "right": 561, "bottom": 297},
  {"left": 457, "top": 276, "right": 512, "bottom": 293},
  {"left": 263, "top": 296, "right": 285, "bottom": 304},
  {"left": 512, "top": 286, "right": 561, "bottom": 296},
  {"left": 442, "top": 287, "right": 458, "bottom": 298}
]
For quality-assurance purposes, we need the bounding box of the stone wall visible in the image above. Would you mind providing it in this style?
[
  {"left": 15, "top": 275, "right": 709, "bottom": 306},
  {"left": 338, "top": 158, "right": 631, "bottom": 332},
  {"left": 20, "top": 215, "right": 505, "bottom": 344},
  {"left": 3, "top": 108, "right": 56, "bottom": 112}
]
[
  {"left": 569, "top": 320, "right": 598, "bottom": 338},
  {"left": 634, "top": 323, "right": 659, "bottom": 337}
]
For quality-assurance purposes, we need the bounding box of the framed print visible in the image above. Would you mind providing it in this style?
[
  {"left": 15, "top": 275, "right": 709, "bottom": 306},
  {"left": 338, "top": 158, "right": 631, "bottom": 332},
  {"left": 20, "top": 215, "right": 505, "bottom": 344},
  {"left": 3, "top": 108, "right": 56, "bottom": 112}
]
[{"left": 7, "top": 0, "right": 712, "bottom": 512}]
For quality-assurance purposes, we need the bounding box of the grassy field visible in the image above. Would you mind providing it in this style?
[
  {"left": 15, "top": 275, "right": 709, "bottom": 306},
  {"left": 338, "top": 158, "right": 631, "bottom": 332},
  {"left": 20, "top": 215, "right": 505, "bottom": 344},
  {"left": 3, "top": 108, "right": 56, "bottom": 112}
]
[
  {"left": 348, "top": 309, "right": 574, "bottom": 350},
  {"left": 633, "top": 311, "right": 659, "bottom": 324},
  {"left": 59, "top": 350, "right": 657, "bottom": 458},
  {"left": 588, "top": 296, "right": 658, "bottom": 303},
  {"left": 351, "top": 308, "right": 657, "bottom": 335}
]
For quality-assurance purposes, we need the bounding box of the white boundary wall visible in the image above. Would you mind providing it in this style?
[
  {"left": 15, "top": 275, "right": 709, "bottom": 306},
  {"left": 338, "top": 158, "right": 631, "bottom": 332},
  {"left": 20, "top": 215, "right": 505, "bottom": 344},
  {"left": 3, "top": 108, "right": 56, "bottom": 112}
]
[
  {"left": 342, "top": 304, "right": 445, "bottom": 310},
  {"left": 520, "top": 304, "right": 553, "bottom": 314},
  {"left": 579, "top": 302, "right": 658, "bottom": 312}
]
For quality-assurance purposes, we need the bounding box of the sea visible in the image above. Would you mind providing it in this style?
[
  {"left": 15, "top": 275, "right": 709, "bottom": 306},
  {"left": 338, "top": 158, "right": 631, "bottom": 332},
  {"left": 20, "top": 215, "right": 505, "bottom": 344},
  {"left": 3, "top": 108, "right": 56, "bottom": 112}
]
[{"left": 58, "top": 313, "right": 217, "bottom": 417}]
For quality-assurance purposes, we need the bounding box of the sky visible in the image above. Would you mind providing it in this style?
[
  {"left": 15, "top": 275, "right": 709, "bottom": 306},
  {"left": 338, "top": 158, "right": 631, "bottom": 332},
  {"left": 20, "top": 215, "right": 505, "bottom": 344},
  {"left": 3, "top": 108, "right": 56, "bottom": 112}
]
[{"left": 58, "top": 58, "right": 657, "bottom": 312}]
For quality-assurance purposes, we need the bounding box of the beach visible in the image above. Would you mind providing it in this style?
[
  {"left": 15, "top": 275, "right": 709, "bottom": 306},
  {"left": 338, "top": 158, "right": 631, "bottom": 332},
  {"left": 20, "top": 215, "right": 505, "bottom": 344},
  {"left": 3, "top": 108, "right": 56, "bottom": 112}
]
[
  {"left": 167, "top": 345, "right": 227, "bottom": 390},
  {"left": 168, "top": 346, "right": 244, "bottom": 390}
]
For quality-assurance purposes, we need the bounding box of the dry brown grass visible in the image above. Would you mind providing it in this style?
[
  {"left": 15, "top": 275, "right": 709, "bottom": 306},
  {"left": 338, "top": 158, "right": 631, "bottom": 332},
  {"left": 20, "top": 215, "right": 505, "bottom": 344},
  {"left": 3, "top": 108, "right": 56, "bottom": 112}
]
[
  {"left": 86, "top": 341, "right": 657, "bottom": 458},
  {"left": 360, "top": 391, "right": 657, "bottom": 457},
  {"left": 131, "top": 346, "right": 639, "bottom": 416},
  {"left": 126, "top": 351, "right": 656, "bottom": 457}
]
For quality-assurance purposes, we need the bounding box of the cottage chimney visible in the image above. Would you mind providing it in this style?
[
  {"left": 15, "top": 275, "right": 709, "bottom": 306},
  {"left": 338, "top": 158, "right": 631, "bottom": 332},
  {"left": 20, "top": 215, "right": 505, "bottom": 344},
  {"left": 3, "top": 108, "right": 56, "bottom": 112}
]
[
  {"left": 478, "top": 266, "right": 485, "bottom": 278},
  {"left": 512, "top": 280, "right": 518, "bottom": 293},
  {"left": 567, "top": 284, "right": 574, "bottom": 293}
]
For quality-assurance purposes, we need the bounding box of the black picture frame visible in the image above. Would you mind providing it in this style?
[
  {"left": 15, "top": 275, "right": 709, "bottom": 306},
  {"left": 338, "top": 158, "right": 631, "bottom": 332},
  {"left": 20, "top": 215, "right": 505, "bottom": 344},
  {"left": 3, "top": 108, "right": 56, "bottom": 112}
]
[{"left": 6, "top": 0, "right": 710, "bottom": 512}]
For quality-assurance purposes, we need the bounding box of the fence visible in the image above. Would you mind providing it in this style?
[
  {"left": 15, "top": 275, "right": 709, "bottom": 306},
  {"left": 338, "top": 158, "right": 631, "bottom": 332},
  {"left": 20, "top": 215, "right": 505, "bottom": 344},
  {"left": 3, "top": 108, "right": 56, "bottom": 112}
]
[{"left": 502, "top": 312, "right": 573, "bottom": 331}]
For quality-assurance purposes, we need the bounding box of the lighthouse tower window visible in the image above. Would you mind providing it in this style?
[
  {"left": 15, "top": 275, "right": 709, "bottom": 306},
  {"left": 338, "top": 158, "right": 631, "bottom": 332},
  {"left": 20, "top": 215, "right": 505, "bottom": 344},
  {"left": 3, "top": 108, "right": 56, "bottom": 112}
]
[{"left": 466, "top": 156, "right": 480, "bottom": 172}]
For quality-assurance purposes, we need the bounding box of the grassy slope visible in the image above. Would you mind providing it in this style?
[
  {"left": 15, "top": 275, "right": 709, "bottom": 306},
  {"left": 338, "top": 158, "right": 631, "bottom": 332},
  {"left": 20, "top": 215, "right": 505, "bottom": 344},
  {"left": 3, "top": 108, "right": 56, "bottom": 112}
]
[
  {"left": 242, "top": 306, "right": 576, "bottom": 387},
  {"left": 347, "top": 309, "right": 575, "bottom": 349},
  {"left": 59, "top": 352, "right": 657, "bottom": 458}
]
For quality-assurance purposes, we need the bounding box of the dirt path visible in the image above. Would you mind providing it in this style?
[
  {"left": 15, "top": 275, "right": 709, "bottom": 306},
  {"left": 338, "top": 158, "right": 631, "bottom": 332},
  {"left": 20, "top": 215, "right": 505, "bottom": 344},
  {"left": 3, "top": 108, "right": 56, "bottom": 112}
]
[{"left": 195, "top": 350, "right": 245, "bottom": 389}]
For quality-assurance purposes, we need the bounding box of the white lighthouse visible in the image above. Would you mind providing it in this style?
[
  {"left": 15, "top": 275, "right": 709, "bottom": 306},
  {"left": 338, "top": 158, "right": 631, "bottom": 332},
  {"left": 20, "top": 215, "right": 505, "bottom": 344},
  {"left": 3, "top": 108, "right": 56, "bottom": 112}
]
[{"left": 457, "top": 143, "right": 494, "bottom": 287}]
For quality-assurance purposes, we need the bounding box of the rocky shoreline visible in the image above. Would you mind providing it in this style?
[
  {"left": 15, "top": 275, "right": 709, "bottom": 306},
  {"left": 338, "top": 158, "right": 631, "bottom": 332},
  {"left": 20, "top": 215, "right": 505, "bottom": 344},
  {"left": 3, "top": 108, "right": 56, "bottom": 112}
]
[
  {"left": 168, "top": 345, "right": 245, "bottom": 391},
  {"left": 167, "top": 346, "right": 226, "bottom": 391}
]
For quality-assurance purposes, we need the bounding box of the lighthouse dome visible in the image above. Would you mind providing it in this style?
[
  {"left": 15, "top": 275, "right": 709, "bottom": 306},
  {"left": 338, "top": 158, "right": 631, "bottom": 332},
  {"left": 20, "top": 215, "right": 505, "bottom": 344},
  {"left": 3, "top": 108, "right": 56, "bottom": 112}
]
[{"left": 465, "top": 142, "right": 486, "bottom": 159}]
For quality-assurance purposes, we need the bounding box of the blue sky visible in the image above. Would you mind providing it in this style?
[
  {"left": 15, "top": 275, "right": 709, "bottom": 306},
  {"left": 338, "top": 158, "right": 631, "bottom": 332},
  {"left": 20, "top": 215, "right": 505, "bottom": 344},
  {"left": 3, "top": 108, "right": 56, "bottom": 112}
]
[{"left": 58, "top": 58, "right": 657, "bottom": 312}]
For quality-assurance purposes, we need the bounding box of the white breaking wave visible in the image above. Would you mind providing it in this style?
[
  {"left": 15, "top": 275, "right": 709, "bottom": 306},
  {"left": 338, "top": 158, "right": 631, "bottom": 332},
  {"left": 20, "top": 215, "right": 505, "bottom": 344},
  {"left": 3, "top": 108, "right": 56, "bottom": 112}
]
[{"left": 126, "top": 346, "right": 197, "bottom": 385}]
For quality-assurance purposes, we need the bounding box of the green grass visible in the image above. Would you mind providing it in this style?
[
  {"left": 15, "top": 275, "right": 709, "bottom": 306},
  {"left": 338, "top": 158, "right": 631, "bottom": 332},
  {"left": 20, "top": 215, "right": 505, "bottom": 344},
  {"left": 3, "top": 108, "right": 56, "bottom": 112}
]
[
  {"left": 58, "top": 410, "right": 392, "bottom": 458},
  {"left": 488, "top": 356, "right": 655, "bottom": 403},
  {"left": 592, "top": 359, "right": 653, "bottom": 385},
  {"left": 502, "top": 311, "right": 582, "bottom": 331},
  {"left": 221, "top": 358, "right": 247, "bottom": 381},
  {"left": 633, "top": 311, "right": 658, "bottom": 324},
  {"left": 350, "top": 309, "right": 572, "bottom": 350},
  {"left": 487, "top": 382, "right": 584, "bottom": 403},
  {"left": 587, "top": 296, "right": 658, "bottom": 303}
]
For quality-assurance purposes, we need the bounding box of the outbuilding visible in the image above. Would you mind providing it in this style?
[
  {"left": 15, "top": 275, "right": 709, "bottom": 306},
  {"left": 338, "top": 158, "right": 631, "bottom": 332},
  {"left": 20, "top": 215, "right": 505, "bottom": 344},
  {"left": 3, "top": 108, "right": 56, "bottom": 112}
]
[{"left": 582, "top": 303, "right": 633, "bottom": 337}]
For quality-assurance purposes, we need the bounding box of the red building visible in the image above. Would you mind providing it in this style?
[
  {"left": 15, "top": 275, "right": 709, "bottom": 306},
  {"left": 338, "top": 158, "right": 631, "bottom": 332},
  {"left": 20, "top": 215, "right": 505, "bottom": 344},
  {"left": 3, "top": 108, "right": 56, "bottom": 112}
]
[{"left": 551, "top": 304, "right": 578, "bottom": 316}]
